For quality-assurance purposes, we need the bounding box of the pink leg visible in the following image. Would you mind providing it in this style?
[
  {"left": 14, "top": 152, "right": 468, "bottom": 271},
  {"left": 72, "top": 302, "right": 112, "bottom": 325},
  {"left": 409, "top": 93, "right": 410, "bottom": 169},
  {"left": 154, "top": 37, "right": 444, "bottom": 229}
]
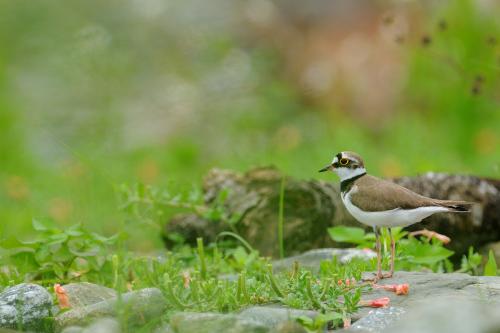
[
  {"left": 384, "top": 228, "right": 395, "bottom": 278},
  {"left": 375, "top": 227, "right": 383, "bottom": 280},
  {"left": 363, "top": 226, "right": 383, "bottom": 283}
]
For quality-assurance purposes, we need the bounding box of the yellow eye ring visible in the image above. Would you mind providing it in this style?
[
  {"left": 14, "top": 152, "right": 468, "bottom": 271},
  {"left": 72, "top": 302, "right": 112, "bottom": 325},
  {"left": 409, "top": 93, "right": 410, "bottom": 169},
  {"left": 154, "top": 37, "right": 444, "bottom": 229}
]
[{"left": 339, "top": 158, "right": 349, "bottom": 166}]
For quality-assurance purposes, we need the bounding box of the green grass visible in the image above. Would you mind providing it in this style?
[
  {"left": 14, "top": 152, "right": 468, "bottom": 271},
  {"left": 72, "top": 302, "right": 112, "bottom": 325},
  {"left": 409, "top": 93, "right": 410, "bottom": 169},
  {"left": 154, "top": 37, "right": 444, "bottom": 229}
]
[{"left": 0, "top": 221, "right": 372, "bottom": 331}]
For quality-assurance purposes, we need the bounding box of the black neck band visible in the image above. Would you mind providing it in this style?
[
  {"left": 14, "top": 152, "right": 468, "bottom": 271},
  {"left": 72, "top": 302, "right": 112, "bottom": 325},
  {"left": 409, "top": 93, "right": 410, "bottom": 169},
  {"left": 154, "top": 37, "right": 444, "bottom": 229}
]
[{"left": 340, "top": 172, "right": 366, "bottom": 193}]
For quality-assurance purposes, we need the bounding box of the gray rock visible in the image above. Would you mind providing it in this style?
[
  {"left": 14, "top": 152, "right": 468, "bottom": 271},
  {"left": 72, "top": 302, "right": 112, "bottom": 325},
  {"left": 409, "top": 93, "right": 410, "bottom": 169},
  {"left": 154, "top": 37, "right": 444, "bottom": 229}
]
[
  {"left": 62, "top": 283, "right": 117, "bottom": 308},
  {"left": 385, "top": 297, "right": 500, "bottom": 333},
  {"left": 350, "top": 307, "right": 405, "bottom": 332},
  {"left": 55, "top": 288, "right": 166, "bottom": 330},
  {"left": 273, "top": 321, "right": 308, "bottom": 333},
  {"left": 238, "top": 306, "right": 318, "bottom": 329},
  {"left": 61, "top": 326, "right": 83, "bottom": 333},
  {"left": 170, "top": 312, "right": 269, "bottom": 333},
  {"left": 153, "top": 323, "right": 174, "bottom": 333},
  {"left": 272, "top": 248, "right": 376, "bottom": 273},
  {"left": 170, "top": 309, "right": 312, "bottom": 333},
  {"left": 0, "top": 283, "right": 53, "bottom": 331},
  {"left": 350, "top": 271, "right": 500, "bottom": 332},
  {"left": 61, "top": 317, "right": 121, "bottom": 333},
  {"left": 82, "top": 318, "right": 120, "bottom": 333}
]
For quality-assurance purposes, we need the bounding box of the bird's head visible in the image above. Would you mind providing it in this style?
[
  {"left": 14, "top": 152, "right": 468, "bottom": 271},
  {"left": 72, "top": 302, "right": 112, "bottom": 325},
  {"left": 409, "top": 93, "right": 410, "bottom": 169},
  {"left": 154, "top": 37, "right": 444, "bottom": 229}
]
[{"left": 319, "top": 151, "right": 366, "bottom": 181}]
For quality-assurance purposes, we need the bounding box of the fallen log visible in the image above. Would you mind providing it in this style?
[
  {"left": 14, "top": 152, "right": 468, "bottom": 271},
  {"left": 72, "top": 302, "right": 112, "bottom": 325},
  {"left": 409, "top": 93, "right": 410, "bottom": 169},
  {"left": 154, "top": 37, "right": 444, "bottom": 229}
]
[{"left": 164, "top": 167, "right": 500, "bottom": 259}]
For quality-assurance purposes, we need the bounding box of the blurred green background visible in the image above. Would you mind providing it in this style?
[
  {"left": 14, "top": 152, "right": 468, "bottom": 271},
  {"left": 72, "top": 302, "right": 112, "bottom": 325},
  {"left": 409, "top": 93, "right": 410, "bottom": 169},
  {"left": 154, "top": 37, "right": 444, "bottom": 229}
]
[{"left": 0, "top": 0, "right": 498, "bottom": 251}]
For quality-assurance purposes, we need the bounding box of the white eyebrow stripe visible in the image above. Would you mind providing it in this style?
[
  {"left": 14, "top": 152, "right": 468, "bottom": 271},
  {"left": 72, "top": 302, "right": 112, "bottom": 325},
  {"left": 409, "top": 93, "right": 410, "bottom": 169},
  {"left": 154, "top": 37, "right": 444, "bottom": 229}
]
[{"left": 332, "top": 156, "right": 339, "bottom": 164}]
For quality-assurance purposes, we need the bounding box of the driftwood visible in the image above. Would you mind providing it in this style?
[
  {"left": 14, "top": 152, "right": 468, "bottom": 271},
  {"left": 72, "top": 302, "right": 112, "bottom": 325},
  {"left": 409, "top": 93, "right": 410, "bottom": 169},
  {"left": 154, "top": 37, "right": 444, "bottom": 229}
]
[{"left": 164, "top": 167, "right": 500, "bottom": 259}]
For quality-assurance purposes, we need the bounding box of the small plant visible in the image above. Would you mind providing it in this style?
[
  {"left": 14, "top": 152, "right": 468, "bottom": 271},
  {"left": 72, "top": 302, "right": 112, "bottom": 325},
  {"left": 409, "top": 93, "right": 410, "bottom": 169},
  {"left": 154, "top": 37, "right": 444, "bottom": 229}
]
[
  {"left": 119, "top": 183, "right": 241, "bottom": 235},
  {"left": 296, "top": 312, "right": 343, "bottom": 333},
  {"left": 458, "top": 246, "right": 483, "bottom": 275},
  {"left": 0, "top": 219, "right": 119, "bottom": 284},
  {"left": 328, "top": 226, "right": 455, "bottom": 272},
  {"left": 160, "top": 249, "right": 369, "bottom": 328},
  {"left": 484, "top": 250, "right": 498, "bottom": 276}
]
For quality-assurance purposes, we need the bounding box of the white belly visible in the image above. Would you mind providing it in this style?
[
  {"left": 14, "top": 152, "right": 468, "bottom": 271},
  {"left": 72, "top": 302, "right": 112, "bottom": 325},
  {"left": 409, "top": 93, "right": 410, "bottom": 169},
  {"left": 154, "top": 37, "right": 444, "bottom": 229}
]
[{"left": 341, "top": 188, "right": 449, "bottom": 228}]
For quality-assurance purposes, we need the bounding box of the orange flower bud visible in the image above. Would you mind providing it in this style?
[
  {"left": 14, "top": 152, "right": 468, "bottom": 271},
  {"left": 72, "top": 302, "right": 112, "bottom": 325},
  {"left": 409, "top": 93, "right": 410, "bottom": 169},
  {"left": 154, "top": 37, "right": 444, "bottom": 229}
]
[
  {"left": 360, "top": 297, "right": 390, "bottom": 308},
  {"left": 54, "top": 284, "right": 70, "bottom": 309}
]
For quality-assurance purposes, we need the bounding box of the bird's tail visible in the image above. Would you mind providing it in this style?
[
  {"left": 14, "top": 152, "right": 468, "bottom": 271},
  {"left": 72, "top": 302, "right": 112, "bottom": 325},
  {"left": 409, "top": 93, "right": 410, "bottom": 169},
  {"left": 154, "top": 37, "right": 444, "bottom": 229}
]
[{"left": 434, "top": 199, "right": 474, "bottom": 213}]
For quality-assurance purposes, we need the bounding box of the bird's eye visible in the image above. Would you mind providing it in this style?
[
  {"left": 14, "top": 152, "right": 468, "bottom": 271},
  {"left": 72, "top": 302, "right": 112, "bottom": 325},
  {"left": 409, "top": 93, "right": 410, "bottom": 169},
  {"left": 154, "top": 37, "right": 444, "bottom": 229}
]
[{"left": 340, "top": 158, "right": 349, "bottom": 165}]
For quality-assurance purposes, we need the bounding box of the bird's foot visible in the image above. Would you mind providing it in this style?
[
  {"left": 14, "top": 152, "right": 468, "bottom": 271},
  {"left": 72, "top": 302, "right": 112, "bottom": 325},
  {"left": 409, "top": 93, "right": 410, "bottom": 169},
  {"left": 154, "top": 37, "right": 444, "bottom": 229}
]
[{"left": 362, "top": 272, "right": 384, "bottom": 284}]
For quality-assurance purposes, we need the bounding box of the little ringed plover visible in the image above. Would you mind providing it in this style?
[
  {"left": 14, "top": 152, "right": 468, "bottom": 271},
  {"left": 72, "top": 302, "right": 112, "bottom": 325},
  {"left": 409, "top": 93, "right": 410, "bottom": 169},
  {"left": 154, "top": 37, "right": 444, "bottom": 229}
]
[{"left": 319, "top": 151, "right": 472, "bottom": 281}]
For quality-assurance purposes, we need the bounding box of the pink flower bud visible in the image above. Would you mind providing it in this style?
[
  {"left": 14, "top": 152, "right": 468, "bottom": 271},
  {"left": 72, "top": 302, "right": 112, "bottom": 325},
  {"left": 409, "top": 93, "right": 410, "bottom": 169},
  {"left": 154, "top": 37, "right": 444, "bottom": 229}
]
[
  {"left": 373, "top": 283, "right": 409, "bottom": 295},
  {"left": 395, "top": 283, "right": 409, "bottom": 295},
  {"left": 54, "top": 284, "right": 70, "bottom": 309},
  {"left": 360, "top": 297, "right": 390, "bottom": 308}
]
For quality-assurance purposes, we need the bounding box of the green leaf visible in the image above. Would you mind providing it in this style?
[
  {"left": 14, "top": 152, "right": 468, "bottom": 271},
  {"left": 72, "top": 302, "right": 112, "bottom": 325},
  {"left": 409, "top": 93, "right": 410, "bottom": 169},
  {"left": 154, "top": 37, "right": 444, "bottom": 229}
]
[
  {"left": 317, "top": 312, "right": 343, "bottom": 323},
  {"left": 68, "top": 257, "right": 90, "bottom": 278},
  {"left": 404, "top": 240, "right": 454, "bottom": 264},
  {"left": 48, "top": 233, "right": 68, "bottom": 245},
  {"left": 52, "top": 263, "right": 66, "bottom": 279},
  {"left": 32, "top": 219, "right": 49, "bottom": 231},
  {"left": 327, "top": 226, "right": 366, "bottom": 244},
  {"left": 68, "top": 243, "right": 101, "bottom": 257},
  {"left": 34, "top": 245, "right": 51, "bottom": 263},
  {"left": 51, "top": 245, "right": 74, "bottom": 263},
  {"left": 484, "top": 250, "right": 498, "bottom": 276},
  {"left": 68, "top": 238, "right": 85, "bottom": 253},
  {"left": 9, "top": 246, "right": 36, "bottom": 256},
  {"left": 65, "top": 224, "right": 83, "bottom": 237},
  {"left": 296, "top": 315, "right": 313, "bottom": 326},
  {"left": 91, "top": 233, "right": 119, "bottom": 245}
]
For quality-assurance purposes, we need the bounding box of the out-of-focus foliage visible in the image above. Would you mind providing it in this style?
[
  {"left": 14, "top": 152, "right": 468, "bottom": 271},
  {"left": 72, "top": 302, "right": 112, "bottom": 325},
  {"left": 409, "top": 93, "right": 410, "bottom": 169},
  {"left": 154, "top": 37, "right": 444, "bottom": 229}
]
[{"left": 0, "top": 0, "right": 498, "bottom": 250}]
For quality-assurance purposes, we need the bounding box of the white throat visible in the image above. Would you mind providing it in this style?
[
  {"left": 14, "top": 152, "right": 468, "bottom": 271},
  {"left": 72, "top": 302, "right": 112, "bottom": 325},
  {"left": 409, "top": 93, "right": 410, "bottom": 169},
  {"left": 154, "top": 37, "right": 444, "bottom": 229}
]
[{"left": 335, "top": 167, "right": 367, "bottom": 182}]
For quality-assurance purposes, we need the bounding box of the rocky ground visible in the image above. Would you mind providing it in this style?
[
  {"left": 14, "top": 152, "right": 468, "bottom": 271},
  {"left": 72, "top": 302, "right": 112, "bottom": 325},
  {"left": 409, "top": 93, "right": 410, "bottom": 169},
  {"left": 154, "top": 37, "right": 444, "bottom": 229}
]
[{"left": 1, "top": 249, "right": 500, "bottom": 333}]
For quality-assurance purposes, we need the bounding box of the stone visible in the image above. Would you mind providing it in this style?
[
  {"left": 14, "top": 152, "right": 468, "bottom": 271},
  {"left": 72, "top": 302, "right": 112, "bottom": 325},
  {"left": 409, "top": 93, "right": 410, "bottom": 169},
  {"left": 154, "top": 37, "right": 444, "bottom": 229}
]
[
  {"left": 384, "top": 298, "right": 500, "bottom": 333},
  {"left": 153, "top": 323, "right": 174, "bottom": 333},
  {"left": 170, "top": 309, "right": 313, "bottom": 333},
  {"left": 349, "top": 307, "right": 405, "bottom": 332},
  {"left": 55, "top": 288, "right": 166, "bottom": 330},
  {"left": 238, "top": 306, "right": 318, "bottom": 329},
  {"left": 61, "top": 327, "right": 84, "bottom": 333},
  {"left": 61, "top": 318, "right": 121, "bottom": 333},
  {"left": 170, "top": 312, "right": 269, "bottom": 333},
  {"left": 81, "top": 318, "right": 121, "bottom": 333},
  {"left": 0, "top": 283, "right": 53, "bottom": 331},
  {"left": 272, "top": 248, "right": 376, "bottom": 273},
  {"left": 349, "top": 271, "right": 500, "bottom": 332},
  {"left": 273, "top": 321, "right": 307, "bottom": 333},
  {"left": 62, "top": 283, "right": 117, "bottom": 308}
]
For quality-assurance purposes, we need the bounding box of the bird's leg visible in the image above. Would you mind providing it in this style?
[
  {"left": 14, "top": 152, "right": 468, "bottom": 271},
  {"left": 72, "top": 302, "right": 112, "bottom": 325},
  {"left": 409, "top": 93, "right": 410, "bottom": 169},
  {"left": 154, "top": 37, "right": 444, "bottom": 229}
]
[
  {"left": 383, "top": 227, "right": 395, "bottom": 278},
  {"left": 374, "top": 226, "right": 383, "bottom": 280},
  {"left": 362, "top": 226, "right": 382, "bottom": 283}
]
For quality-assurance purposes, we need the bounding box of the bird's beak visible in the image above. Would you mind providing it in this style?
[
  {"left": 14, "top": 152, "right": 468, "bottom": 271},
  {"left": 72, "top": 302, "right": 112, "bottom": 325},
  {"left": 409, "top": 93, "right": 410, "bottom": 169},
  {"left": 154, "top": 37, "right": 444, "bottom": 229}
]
[{"left": 318, "top": 164, "right": 333, "bottom": 173}]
